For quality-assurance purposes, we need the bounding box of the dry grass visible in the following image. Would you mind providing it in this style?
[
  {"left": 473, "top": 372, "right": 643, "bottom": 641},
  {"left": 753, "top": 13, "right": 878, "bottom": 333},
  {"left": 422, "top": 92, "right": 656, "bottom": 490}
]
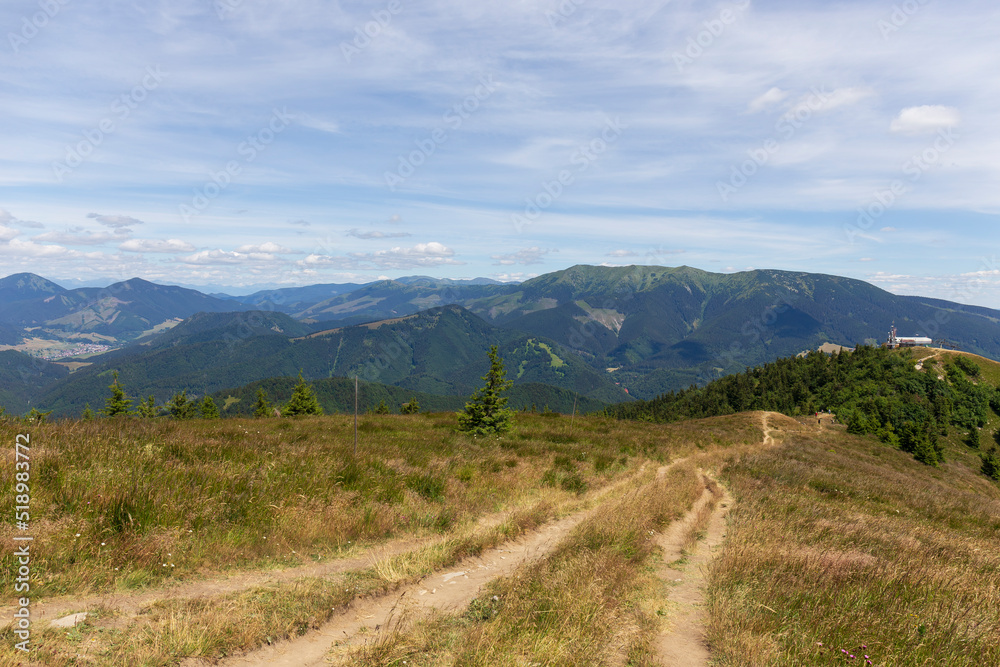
[
  {"left": 0, "top": 412, "right": 763, "bottom": 665},
  {"left": 334, "top": 463, "right": 707, "bottom": 666},
  {"left": 707, "top": 423, "right": 1000, "bottom": 666}
]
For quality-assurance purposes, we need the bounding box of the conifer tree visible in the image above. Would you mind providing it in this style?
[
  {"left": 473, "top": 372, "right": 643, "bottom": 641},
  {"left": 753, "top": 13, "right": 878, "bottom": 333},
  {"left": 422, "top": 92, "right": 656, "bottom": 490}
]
[
  {"left": 458, "top": 345, "right": 514, "bottom": 435},
  {"left": 283, "top": 372, "right": 323, "bottom": 416},
  {"left": 81, "top": 403, "right": 94, "bottom": 421},
  {"left": 101, "top": 371, "right": 133, "bottom": 417},
  {"left": 982, "top": 446, "right": 1000, "bottom": 481},
  {"left": 136, "top": 395, "right": 157, "bottom": 419},
  {"left": 370, "top": 399, "right": 390, "bottom": 415},
  {"left": 201, "top": 395, "right": 220, "bottom": 419},
  {"left": 253, "top": 388, "right": 272, "bottom": 417},
  {"left": 401, "top": 397, "right": 420, "bottom": 414},
  {"left": 26, "top": 407, "right": 51, "bottom": 424},
  {"left": 167, "top": 390, "right": 197, "bottom": 419}
]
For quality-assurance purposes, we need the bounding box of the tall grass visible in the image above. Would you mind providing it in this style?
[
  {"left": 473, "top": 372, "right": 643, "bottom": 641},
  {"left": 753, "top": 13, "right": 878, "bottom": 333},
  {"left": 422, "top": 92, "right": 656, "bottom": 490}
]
[
  {"left": 707, "top": 423, "right": 1000, "bottom": 666},
  {"left": 0, "top": 413, "right": 674, "bottom": 598},
  {"left": 337, "top": 464, "right": 707, "bottom": 666},
  {"left": 0, "top": 411, "right": 765, "bottom": 665}
]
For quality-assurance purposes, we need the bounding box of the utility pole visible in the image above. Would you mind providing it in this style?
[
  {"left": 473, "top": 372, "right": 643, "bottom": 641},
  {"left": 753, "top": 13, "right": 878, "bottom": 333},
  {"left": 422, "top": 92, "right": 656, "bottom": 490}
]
[
  {"left": 570, "top": 395, "right": 577, "bottom": 434},
  {"left": 354, "top": 375, "right": 358, "bottom": 456}
]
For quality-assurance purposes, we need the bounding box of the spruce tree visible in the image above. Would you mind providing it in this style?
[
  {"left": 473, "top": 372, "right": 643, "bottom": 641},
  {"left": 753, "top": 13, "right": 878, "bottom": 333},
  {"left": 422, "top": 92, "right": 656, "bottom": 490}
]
[
  {"left": 283, "top": 372, "right": 323, "bottom": 416},
  {"left": 81, "top": 403, "right": 94, "bottom": 421},
  {"left": 201, "top": 395, "right": 220, "bottom": 419},
  {"left": 458, "top": 345, "right": 514, "bottom": 435},
  {"left": 401, "top": 397, "right": 420, "bottom": 414},
  {"left": 137, "top": 395, "right": 157, "bottom": 419},
  {"left": 167, "top": 390, "right": 196, "bottom": 419},
  {"left": 101, "top": 371, "right": 133, "bottom": 417},
  {"left": 253, "top": 388, "right": 272, "bottom": 417},
  {"left": 982, "top": 446, "right": 1000, "bottom": 481}
]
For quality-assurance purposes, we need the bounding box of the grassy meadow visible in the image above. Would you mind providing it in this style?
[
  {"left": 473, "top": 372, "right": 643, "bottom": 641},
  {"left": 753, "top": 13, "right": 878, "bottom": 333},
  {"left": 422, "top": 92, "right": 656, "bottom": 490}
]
[
  {"left": 708, "top": 417, "right": 1000, "bottom": 666},
  {"left": 1, "top": 398, "right": 999, "bottom": 665},
  {"left": 0, "top": 411, "right": 761, "bottom": 665}
]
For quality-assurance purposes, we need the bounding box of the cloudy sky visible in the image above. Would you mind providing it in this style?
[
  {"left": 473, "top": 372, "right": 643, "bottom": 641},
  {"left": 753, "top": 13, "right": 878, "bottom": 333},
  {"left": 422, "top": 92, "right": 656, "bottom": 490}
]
[{"left": 1, "top": 0, "right": 998, "bottom": 305}]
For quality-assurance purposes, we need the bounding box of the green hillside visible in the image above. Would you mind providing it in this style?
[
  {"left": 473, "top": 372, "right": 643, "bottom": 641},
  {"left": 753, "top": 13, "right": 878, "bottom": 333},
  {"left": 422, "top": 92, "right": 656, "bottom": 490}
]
[
  {"left": 0, "top": 350, "right": 69, "bottom": 413},
  {"left": 32, "top": 306, "right": 628, "bottom": 417},
  {"left": 213, "top": 377, "right": 607, "bottom": 416},
  {"left": 465, "top": 265, "right": 1000, "bottom": 398},
  {"left": 610, "top": 346, "right": 1000, "bottom": 475}
]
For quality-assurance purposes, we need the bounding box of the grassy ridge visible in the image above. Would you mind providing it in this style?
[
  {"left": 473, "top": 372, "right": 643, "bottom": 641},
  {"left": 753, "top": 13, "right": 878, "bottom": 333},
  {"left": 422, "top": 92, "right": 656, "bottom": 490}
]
[
  {"left": 0, "top": 413, "right": 653, "bottom": 599},
  {"left": 709, "top": 420, "right": 1000, "bottom": 666},
  {"left": 332, "top": 463, "right": 707, "bottom": 666}
]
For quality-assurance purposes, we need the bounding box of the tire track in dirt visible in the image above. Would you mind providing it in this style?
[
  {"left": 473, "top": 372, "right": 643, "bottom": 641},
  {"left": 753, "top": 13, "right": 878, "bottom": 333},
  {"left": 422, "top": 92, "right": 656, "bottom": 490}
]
[
  {"left": 0, "top": 534, "right": 436, "bottom": 630},
  {"left": 1, "top": 463, "right": 653, "bottom": 635},
  {"left": 652, "top": 412, "right": 775, "bottom": 665},
  {"left": 653, "top": 475, "right": 730, "bottom": 666},
  {"left": 190, "top": 486, "right": 635, "bottom": 667}
]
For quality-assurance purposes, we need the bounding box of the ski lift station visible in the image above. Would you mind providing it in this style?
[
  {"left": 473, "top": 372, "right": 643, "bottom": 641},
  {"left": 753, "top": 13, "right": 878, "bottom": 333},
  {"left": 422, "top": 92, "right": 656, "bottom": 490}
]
[{"left": 885, "top": 325, "right": 933, "bottom": 349}]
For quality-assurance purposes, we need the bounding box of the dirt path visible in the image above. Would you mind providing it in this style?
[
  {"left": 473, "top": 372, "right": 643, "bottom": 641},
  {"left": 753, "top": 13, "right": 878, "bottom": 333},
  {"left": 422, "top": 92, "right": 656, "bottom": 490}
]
[
  {"left": 651, "top": 413, "right": 777, "bottom": 665},
  {"left": 759, "top": 411, "right": 776, "bottom": 446},
  {"left": 653, "top": 475, "right": 731, "bottom": 666},
  {"left": 192, "top": 496, "right": 611, "bottom": 666},
  {"left": 0, "top": 534, "right": 436, "bottom": 630}
]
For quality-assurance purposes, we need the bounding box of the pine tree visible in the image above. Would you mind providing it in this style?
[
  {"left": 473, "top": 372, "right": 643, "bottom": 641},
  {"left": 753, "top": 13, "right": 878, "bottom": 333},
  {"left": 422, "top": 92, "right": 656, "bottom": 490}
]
[
  {"left": 201, "top": 395, "right": 220, "bottom": 419},
  {"left": 458, "top": 345, "right": 514, "bottom": 435},
  {"left": 370, "top": 399, "right": 390, "bottom": 415},
  {"left": 136, "top": 395, "right": 158, "bottom": 419},
  {"left": 81, "top": 403, "right": 94, "bottom": 421},
  {"left": 283, "top": 372, "right": 323, "bottom": 416},
  {"left": 101, "top": 371, "right": 133, "bottom": 417},
  {"left": 401, "top": 397, "right": 420, "bottom": 414},
  {"left": 253, "top": 388, "right": 272, "bottom": 418},
  {"left": 167, "top": 390, "right": 196, "bottom": 419},
  {"left": 981, "top": 446, "right": 1000, "bottom": 481},
  {"left": 26, "top": 407, "right": 51, "bottom": 424}
]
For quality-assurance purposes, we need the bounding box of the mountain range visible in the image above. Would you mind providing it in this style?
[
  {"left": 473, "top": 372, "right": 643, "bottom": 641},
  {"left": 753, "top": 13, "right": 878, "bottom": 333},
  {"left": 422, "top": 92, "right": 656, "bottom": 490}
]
[{"left": 2, "top": 265, "right": 999, "bottom": 417}]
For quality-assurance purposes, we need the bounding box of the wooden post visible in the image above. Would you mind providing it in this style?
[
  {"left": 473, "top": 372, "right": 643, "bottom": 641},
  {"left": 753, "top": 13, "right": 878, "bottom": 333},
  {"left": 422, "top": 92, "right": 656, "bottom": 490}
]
[
  {"left": 570, "top": 395, "right": 577, "bottom": 433},
  {"left": 354, "top": 375, "right": 358, "bottom": 456}
]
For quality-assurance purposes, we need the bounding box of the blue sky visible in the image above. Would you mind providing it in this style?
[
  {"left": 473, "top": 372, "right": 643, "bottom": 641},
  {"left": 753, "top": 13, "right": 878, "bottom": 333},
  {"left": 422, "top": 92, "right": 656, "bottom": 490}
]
[{"left": 1, "top": 0, "right": 998, "bottom": 306}]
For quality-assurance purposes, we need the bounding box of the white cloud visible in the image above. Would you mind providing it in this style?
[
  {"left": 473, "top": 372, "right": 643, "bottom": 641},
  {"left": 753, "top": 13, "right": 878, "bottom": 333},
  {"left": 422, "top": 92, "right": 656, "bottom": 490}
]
[
  {"left": 178, "top": 249, "right": 278, "bottom": 265},
  {"left": 120, "top": 238, "right": 197, "bottom": 253},
  {"left": 747, "top": 87, "right": 788, "bottom": 114},
  {"left": 234, "top": 241, "right": 296, "bottom": 253},
  {"left": 607, "top": 249, "right": 637, "bottom": 257},
  {"left": 890, "top": 106, "right": 961, "bottom": 134},
  {"left": 358, "top": 242, "right": 463, "bottom": 269},
  {"left": 0, "top": 209, "right": 43, "bottom": 229},
  {"left": 87, "top": 213, "right": 144, "bottom": 229},
  {"left": 300, "top": 242, "right": 463, "bottom": 271},
  {"left": 34, "top": 229, "right": 117, "bottom": 246},
  {"left": 0, "top": 225, "right": 20, "bottom": 242},
  {"left": 0, "top": 238, "right": 70, "bottom": 258}
]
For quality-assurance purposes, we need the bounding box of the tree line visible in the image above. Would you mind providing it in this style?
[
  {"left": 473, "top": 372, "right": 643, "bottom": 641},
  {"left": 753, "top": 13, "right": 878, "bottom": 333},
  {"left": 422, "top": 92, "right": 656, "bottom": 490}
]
[{"left": 607, "top": 346, "right": 1000, "bottom": 479}]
